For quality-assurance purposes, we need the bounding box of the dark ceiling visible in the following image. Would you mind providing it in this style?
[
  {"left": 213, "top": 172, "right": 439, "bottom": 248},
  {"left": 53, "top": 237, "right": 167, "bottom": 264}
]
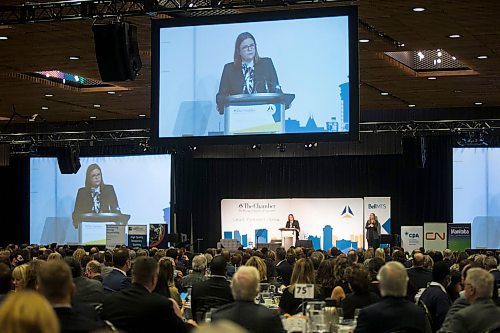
[{"left": 0, "top": 0, "right": 499, "bottom": 136}]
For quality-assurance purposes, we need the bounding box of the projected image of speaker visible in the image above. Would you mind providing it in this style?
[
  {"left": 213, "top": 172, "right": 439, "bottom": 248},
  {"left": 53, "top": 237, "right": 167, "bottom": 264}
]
[
  {"left": 93, "top": 22, "right": 142, "bottom": 81},
  {"left": 57, "top": 147, "right": 81, "bottom": 174}
]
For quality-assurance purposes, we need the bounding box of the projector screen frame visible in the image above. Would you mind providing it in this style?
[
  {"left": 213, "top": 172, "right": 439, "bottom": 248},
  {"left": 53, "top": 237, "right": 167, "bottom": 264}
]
[{"left": 151, "top": 6, "right": 359, "bottom": 147}]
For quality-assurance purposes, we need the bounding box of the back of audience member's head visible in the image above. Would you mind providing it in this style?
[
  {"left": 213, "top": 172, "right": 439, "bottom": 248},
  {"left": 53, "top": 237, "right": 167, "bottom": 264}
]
[
  {"left": 245, "top": 256, "right": 267, "bottom": 281},
  {"left": 392, "top": 250, "right": 406, "bottom": 265},
  {"left": 310, "top": 251, "right": 325, "bottom": 270},
  {"left": 12, "top": 263, "right": 30, "bottom": 291},
  {"left": 316, "top": 258, "right": 335, "bottom": 288},
  {"left": 443, "top": 249, "right": 452, "bottom": 259},
  {"left": 132, "top": 256, "right": 159, "bottom": 287},
  {"left": 231, "top": 266, "right": 260, "bottom": 301},
  {"left": 209, "top": 255, "right": 227, "bottom": 276},
  {"left": 113, "top": 247, "right": 130, "bottom": 268},
  {"left": 86, "top": 260, "right": 102, "bottom": 275},
  {"left": 64, "top": 256, "right": 83, "bottom": 278},
  {"left": 367, "top": 257, "right": 385, "bottom": 281},
  {"left": 290, "top": 258, "right": 315, "bottom": 286},
  {"left": 285, "top": 248, "right": 296, "bottom": 265},
  {"left": 37, "top": 259, "right": 72, "bottom": 303},
  {"left": 230, "top": 254, "right": 242, "bottom": 267},
  {"left": 374, "top": 248, "right": 385, "bottom": 261},
  {"left": 345, "top": 264, "right": 370, "bottom": 294},
  {"left": 484, "top": 256, "right": 497, "bottom": 270},
  {"left": 432, "top": 261, "right": 450, "bottom": 283},
  {"left": 423, "top": 254, "right": 434, "bottom": 270},
  {"left": 192, "top": 254, "right": 208, "bottom": 272},
  {"left": 47, "top": 252, "right": 63, "bottom": 261},
  {"left": 0, "top": 290, "right": 60, "bottom": 333},
  {"left": 377, "top": 261, "right": 408, "bottom": 297},
  {"left": 0, "top": 263, "right": 12, "bottom": 294},
  {"left": 347, "top": 250, "right": 358, "bottom": 265},
  {"left": 276, "top": 247, "right": 286, "bottom": 262},
  {"left": 466, "top": 267, "right": 494, "bottom": 300}
]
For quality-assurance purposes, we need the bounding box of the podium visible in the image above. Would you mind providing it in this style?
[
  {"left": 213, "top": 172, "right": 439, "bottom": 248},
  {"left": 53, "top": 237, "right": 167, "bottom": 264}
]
[
  {"left": 73, "top": 213, "right": 130, "bottom": 244},
  {"left": 223, "top": 93, "right": 295, "bottom": 135},
  {"left": 279, "top": 227, "right": 298, "bottom": 251}
]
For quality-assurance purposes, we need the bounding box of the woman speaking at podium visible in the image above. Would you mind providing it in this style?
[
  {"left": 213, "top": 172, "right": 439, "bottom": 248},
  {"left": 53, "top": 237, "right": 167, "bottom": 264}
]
[
  {"left": 285, "top": 214, "right": 300, "bottom": 242},
  {"left": 216, "top": 31, "right": 280, "bottom": 114},
  {"left": 72, "top": 163, "right": 120, "bottom": 228},
  {"left": 365, "top": 212, "right": 381, "bottom": 249}
]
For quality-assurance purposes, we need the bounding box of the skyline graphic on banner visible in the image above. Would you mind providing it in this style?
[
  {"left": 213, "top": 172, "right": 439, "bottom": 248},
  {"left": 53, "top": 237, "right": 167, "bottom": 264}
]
[{"left": 224, "top": 224, "right": 363, "bottom": 252}]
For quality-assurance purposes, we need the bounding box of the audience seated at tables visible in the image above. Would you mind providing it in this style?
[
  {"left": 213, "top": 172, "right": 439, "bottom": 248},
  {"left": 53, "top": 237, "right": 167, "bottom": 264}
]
[
  {"left": 354, "top": 261, "right": 431, "bottom": 333},
  {"left": 191, "top": 255, "right": 234, "bottom": 322},
  {"left": 445, "top": 267, "right": 500, "bottom": 333},
  {"left": 212, "top": 266, "right": 284, "bottom": 333},
  {"left": 37, "top": 259, "right": 109, "bottom": 333},
  {"left": 100, "top": 256, "right": 194, "bottom": 333},
  {"left": 0, "top": 290, "right": 60, "bottom": 333}
]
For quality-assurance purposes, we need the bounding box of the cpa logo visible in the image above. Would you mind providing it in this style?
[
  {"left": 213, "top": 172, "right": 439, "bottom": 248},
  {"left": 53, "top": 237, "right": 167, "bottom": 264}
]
[
  {"left": 341, "top": 205, "right": 354, "bottom": 218},
  {"left": 238, "top": 204, "right": 244, "bottom": 208},
  {"left": 405, "top": 231, "right": 420, "bottom": 239}
]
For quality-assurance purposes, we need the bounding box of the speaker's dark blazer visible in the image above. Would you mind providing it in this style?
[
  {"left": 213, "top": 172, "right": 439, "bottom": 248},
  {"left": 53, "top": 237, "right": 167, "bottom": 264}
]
[
  {"left": 354, "top": 296, "right": 429, "bottom": 333},
  {"left": 100, "top": 283, "right": 192, "bottom": 333},
  {"left": 216, "top": 57, "right": 279, "bottom": 113},
  {"left": 212, "top": 300, "right": 285, "bottom": 333},
  {"left": 72, "top": 184, "right": 120, "bottom": 227}
]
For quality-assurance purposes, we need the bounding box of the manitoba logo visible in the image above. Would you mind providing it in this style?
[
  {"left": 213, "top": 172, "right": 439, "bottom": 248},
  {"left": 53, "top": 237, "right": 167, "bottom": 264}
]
[{"left": 341, "top": 205, "right": 354, "bottom": 218}]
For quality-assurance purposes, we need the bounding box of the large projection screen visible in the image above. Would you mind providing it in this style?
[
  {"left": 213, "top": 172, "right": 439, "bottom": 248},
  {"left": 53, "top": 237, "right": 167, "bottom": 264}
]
[
  {"left": 30, "top": 155, "right": 171, "bottom": 245},
  {"left": 152, "top": 6, "right": 359, "bottom": 146},
  {"left": 453, "top": 148, "right": 500, "bottom": 248}
]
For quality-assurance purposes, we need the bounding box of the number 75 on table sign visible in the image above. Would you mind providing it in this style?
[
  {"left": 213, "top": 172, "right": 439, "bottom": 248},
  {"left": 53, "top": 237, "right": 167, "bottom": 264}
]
[{"left": 294, "top": 284, "right": 315, "bottom": 299}]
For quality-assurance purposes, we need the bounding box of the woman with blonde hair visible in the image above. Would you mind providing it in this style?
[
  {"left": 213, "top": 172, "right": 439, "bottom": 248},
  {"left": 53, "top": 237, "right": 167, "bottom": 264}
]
[
  {"left": 12, "top": 264, "right": 30, "bottom": 291},
  {"left": 0, "top": 290, "right": 60, "bottom": 333},
  {"left": 245, "top": 256, "right": 267, "bottom": 282},
  {"left": 278, "top": 258, "right": 322, "bottom": 315}
]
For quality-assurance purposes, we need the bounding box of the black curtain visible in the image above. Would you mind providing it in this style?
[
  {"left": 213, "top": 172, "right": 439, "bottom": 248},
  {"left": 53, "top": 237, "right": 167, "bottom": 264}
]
[{"left": 174, "top": 137, "right": 453, "bottom": 251}]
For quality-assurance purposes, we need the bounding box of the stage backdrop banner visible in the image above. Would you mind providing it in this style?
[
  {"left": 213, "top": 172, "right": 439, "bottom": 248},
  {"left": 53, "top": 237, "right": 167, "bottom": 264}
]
[
  {"left": 128, "top": 225, "right": 148, "bottom": 248},
  {"left": 221, "top": 198, "right": 364, "bottom": 252},
  {"left": 424, "top": 222, "right": 447, "bottom": 251},
  {"left": 401, "top": 226, "right": 424, "bottom": 253},
  {"left": 364, "top": 197, "right": 391, "bottom": 248},
  {"left": 448, "top": 223, "right": 471, "bottom": 251}
]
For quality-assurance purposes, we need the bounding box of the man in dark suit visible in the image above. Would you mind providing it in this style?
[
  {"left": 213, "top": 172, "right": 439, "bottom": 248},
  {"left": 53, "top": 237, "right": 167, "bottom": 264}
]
[
  {"left": 102, "top": 247, "right": 131, "bottom": 293},
  {"left": 446, "top": 267, "right": 500, "bottom": 333},
  {"left": 407, "top": 252, "right": 432, "bottom": 299},
  {"left": 190, "top": 255, "right": 234, "bottom": 322},
  {"left": 355, "top": 261, "right": 431, "bottom": 333},
  {"left": 37, "top": 259, "right": 108, "bottom": 333},
  {"left": 64, "top": 257, "right": 104, "bottom": 305},
  {"left": 212, "top": 266, "right": 284, "bottom": 333},
  {"left": 100, "top": 256, "right": 193, "bottom": 333}
]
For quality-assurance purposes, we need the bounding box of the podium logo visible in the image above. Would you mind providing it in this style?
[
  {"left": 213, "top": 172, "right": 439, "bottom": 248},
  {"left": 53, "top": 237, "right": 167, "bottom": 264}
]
[
  {"left": 266, "top": 105, "right": 276, "bottom": 113},
  {"left": 368, "top": 203, "right": 387, "bottom": 209},
  {"left": 341, "top": 205, "right": 354, "bottom": 218}
]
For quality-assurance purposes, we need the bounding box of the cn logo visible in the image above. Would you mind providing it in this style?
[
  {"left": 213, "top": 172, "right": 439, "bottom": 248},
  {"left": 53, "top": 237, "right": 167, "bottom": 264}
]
[{"left": 425, "top": 232, "right": 446, "bottom": 240}]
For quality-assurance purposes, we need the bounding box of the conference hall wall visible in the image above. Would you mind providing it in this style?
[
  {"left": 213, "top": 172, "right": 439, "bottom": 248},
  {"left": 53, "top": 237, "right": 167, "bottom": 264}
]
[
  {"left": 1, "top": 137, "right": 451, "bottom": 248},
  {"left": 174, "top": 137, "right": 453, "bottom": 251}
]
